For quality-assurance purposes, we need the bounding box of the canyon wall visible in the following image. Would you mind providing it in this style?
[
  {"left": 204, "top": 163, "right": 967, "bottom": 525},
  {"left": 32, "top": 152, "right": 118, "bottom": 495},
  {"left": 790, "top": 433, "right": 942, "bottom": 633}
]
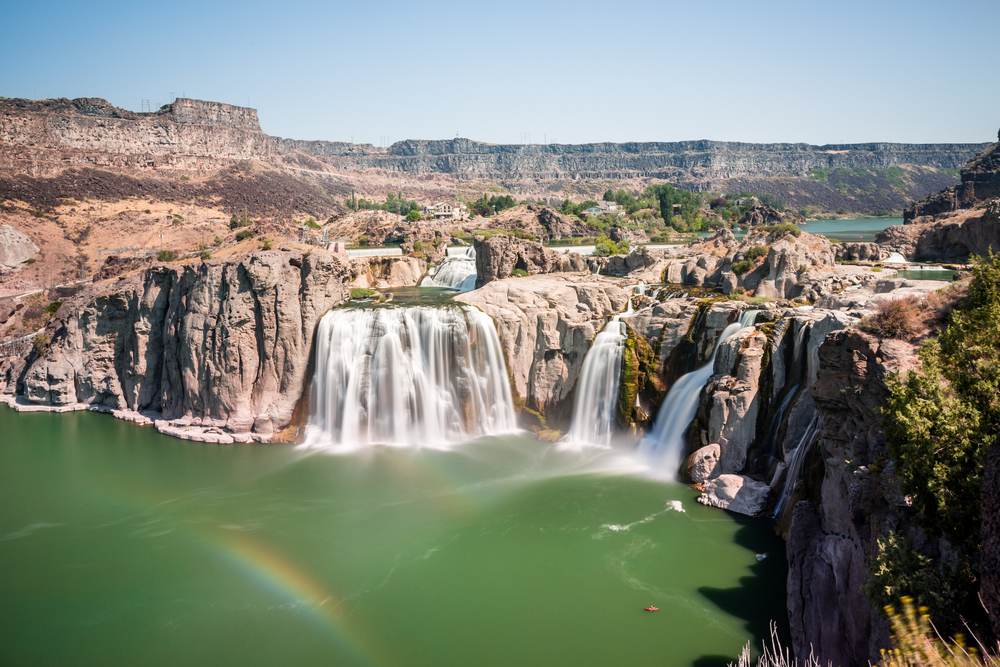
[
  {"left": 0, "top": 97, "right": 988, "bottom": 183},
  {"left": 9, "top": 248, "right": 350, "bottom": 441}
]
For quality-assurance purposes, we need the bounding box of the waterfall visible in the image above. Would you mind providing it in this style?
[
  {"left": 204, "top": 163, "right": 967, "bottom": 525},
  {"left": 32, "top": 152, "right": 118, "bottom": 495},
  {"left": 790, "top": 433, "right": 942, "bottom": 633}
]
[
  {"left": 421, "top": 247, "right": 477, "bottom": 291},
  {"left": 305, "top": 304, "right": 516, "bottom": 448},
  {"left": 885, "top": 252, "right": 908, "bottom": 264},
  {"left": 641, "top": 310, "right": 759, "bottom": 476},
  {"left": 773, "top": 415, "right": 821, "bottom": 518},
  {"left": 561, "top": 319, "right": 626, "bottom": 449}
]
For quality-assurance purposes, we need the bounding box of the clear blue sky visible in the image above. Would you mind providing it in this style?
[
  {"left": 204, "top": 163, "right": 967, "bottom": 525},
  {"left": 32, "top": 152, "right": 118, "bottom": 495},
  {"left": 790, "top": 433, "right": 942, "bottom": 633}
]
[{"left": 2, "top": 0, "right": 997, "bottom": 146}]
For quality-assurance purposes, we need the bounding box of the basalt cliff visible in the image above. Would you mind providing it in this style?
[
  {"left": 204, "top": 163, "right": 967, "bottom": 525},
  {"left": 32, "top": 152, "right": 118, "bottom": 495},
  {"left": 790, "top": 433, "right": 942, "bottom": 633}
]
[{"left": 0, "top": 97, "right": 985, "bottom": 213}]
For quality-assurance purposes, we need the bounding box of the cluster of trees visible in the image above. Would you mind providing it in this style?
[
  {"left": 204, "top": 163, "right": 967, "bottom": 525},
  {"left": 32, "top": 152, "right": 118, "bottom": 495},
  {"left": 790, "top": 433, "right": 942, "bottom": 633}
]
[
  {"left": 469, "top": 194, "right": 517, "bottom": 217},
  {"left": 346, "top": 190, "right": 419, "bottom": 215}
]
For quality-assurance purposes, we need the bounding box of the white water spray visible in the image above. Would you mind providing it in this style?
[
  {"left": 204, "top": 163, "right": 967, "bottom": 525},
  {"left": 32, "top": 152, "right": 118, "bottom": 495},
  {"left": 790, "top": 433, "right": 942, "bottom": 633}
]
[
  {"left": 421, "top": 247, "right": 478, "bottom": 292},
  {"left": 305, "top": 304, "right": 516, "bottom": 448},
  {"left": 641, "top": 310, "right": 759, "bottom": 476}
]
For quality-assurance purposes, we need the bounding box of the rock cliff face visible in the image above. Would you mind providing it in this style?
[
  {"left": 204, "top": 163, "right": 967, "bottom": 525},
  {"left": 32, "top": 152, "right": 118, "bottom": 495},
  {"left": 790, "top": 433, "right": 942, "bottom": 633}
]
[
  {"left": 17, "top": 248, "right": 350, "bottom": 440},
  {"left": 786, "top": 330, "right": 925, "bottom": 667},
  {"left": 457, "top": 276, "right": 628, "bottom": 426},
  {"left": 905, "top": 130, "right": 1000, "bottom": 222},
  {"left": 878, "top": 198, "right": 1000, "bottom": 262},
  {"left": 473, "top": 235, "right": 588, "bottom": 288},
  {"left": 0, "top": 97, "right": 987, "bottom": 183}
]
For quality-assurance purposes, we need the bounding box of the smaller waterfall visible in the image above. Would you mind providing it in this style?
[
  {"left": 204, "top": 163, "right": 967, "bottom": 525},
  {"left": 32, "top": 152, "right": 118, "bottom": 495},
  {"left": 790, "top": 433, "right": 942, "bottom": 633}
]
[
  {"left": 642, "top": 310, "right": 759, "bottom": 476},
  {"left": 306, "top": 304, "right": 516, "bottom": 448},
  {"left": 885, "top": 252, "right": 908, "bottom": 264},
  {"left": 561, "top": 319, "right": 626, "bottom": 448},
  {"left": 421, "top": 247, "right": 477, "bottom": 291},
  {"left": 773, "top": 415, "right": 821, "bottom": 518}
]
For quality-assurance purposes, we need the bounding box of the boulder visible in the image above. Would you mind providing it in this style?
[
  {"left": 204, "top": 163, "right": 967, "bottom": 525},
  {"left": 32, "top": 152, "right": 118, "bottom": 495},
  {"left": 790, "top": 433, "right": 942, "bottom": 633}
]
[
  {"left": 697, "top": 474, "right": 770, "bottom": 515},
  {"left": 833, "top": 242, "right": 887, "bottom": 262},
  {"left": 684, "top": 444, "right": 720, "bottom": 483},
  {"left": 0, "top": 225, "right": 39, "bottom": 268}
]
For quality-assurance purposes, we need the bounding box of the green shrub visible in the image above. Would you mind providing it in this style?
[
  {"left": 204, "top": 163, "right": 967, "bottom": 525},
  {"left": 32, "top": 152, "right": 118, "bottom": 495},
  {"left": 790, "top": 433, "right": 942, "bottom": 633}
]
[
  {"left": 200, "top": 251, "right": 212, "bottom": 260},
  {"left": 872, "top": 266, "right": 883, "bottom": 272},
  {"left": 744, "top": 245, "right": 768, "bottom": 261},
  {"left": 305, "top": 218, "right": 321, "bottom": 230},
  {"left": 413, "top": 240, "right": 424, "bottom": 252},
  {"left": 593, "top": 235, "right": 629, "bottom": 257},
  {"left": 144, "top": 209, "right": 151, "bottom": 214},
  {"left": 871, "top": 254, "right": 1000, "bottom": 632},
  {"left": 358, "top": 236, "right": 371, "bottom": 246},
  {"left": 350, "top": 288, "right": 376, "bottom": 299},
  {"left": 235, "top": 230, "right": 252, "bottom": 241},
  {"left": 156, "top": 250, "right": 175, "bottom": 262},
  {"left": 44, "top": 301, "right": 62, "bottom": 315},
  {"left": 213, "top": 236, "right": 222, "bottom": 245},
  {"left": 511, "top": 268, "right": 528, "bottom": 277},
  {"left": 32, "top": 209, "right": 45, "bottom": 218},
  {"left": 261, "top": 239, "right": 273, "bottom": 251},
  {"left": 759, "top": 223, "right": 801, "bottom": 238},
  {"left": 731, "top": 260, "right": 753, "bottom": 274},
  {"left": 32, "top": 334, "right": 49, "bottom": 356},
  {"left": 406, "top": 209, "right": 421, "bottom": 222}
]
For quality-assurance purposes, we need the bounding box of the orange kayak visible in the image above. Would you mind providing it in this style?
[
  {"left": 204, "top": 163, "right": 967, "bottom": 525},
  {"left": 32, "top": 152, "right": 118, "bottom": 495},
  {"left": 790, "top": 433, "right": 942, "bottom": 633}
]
[{"left": 644, "top": 606, "right": 659, "bottom": 611}]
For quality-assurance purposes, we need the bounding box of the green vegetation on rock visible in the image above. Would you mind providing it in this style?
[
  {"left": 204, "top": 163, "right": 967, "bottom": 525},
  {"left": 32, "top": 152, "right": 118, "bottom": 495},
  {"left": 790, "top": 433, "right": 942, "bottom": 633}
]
[{"left": 867, "top": 253, "right": 1000, "bottom": 631}]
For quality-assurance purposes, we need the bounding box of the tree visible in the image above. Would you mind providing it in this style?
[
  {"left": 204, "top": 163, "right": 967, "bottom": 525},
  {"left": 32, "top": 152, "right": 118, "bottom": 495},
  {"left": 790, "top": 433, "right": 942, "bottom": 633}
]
[{"left": 406, "top": 209, "right": 421, "bottom": 221}]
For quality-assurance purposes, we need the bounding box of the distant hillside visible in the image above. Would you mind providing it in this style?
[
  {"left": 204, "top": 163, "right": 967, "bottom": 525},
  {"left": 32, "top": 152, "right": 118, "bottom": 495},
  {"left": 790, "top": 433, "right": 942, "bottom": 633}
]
[{"left": 0, "top": 96, "right": 990, "bottom": 215}]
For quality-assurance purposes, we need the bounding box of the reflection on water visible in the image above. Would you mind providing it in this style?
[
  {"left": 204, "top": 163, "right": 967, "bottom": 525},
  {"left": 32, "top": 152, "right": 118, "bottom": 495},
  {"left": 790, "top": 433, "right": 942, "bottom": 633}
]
[{"left": 0, "top": 407, "right": 789, "bottom": 667}]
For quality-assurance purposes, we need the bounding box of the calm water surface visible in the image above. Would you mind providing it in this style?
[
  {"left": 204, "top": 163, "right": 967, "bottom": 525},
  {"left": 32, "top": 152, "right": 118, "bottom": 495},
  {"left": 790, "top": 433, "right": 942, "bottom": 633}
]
[
  {"left": 0, "top": 407, "right": 788, "bottom": 667},
  {"left": 798, "top": 217, "right": 902, "bottom": 242}
]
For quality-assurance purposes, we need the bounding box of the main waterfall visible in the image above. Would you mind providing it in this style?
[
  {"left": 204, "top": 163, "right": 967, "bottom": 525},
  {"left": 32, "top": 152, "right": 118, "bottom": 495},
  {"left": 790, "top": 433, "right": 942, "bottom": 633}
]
[
  {"left": 561, "top": 319, "right": 626, "bottom": 448},
  {"left": 641, "top": 310, "right": 759, "bottom": 477},
  {"left": 305, "top": 304, "right": 517, "bottom": 448}
]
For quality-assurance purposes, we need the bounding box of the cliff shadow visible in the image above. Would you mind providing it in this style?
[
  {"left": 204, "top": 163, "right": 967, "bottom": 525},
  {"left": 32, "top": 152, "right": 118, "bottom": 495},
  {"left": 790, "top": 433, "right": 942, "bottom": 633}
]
[{"left": 695, "top": 514, "right": 792, "bottom": 665}]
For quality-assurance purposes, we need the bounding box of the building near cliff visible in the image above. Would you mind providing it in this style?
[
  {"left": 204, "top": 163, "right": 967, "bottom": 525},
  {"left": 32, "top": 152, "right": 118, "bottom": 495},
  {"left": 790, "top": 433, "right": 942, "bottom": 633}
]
[{"left": 423, "top": 201, "right": 468, "bottom": 220}]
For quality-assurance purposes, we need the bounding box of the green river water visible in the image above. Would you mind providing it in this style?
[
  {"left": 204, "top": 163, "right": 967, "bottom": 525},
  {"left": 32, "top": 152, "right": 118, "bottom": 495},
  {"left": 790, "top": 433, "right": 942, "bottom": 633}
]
[{"left": 0, "top": 406, "right": 789, "bottom": 667}]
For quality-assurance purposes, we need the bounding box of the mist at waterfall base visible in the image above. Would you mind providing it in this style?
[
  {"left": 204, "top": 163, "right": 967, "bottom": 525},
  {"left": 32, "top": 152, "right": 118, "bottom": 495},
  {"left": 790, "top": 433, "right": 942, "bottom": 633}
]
[{"left": 0, "top": 404, "right": 789, "bottom": 666}]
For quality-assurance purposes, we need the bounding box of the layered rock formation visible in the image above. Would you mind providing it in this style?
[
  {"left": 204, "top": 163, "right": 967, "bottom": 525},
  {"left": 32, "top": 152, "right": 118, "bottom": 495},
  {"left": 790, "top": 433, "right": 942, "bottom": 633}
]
[
  {"left": 905, "top": 130, "right": 1000, "bottom": 222},
  {"left": 12, "top": 248, "right": 350, "bottom": 441},
  {"left": 347, "top": 255, "right": 426, "bottom": 289},
  {"left": 0, "top": 97, "right": 987, "bottom": 185}
]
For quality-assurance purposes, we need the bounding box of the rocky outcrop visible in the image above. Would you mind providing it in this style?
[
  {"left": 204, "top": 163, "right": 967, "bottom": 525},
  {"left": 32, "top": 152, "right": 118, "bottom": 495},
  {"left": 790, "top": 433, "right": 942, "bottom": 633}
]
[
  {"left": 684, "top": 444, "right": 721, "bottom": 483},
  {"left": 473, "top": 235, "right": 588, "bottom": 288},
  {"left": 740, "top": 200, "right": 784, "bottom": 227},
  {"left": 0, "top": 224, "right": 39, "bottom": 268},
  {"left": 905, "top": 130, "right": 1000, "bottom": 223},
  {"left": 879, "top": 199, "right": 1000, "bottom": 262},
  {"left": 19, "top": 249, "right": 350, "bottom": 440},
  {"left": 833, "top": 242, "right": 887, "bottom": 262},
  {"left": 348, "top": 255, "right": 426, "bottom": 289},
  {"left": 486, "top": 204, "right": 592, "bottom": 240},
  {"left": 457, "top": 276, "right": 628, "bottom": 427}
]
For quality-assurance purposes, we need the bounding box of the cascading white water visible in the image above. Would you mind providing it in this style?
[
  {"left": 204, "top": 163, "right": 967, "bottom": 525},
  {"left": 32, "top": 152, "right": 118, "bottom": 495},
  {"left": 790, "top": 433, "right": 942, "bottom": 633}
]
[
  {"left": 773, "top": 415, "right": 821, "bottom": 518},
  {"left": 885, "top": 252, "right": 908, "bottom": 264},
  {"left": 641, "top": 310, "right": 759, "bottom": 476},
  {"left": 305, "top": 304, "right": 516, "bottom": 449},
  {"left": 561, "top": 319, "right": 626, "bottom": 449},
  {"left": 421, "top": 247, "right": 477, "bottom": 291}
]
